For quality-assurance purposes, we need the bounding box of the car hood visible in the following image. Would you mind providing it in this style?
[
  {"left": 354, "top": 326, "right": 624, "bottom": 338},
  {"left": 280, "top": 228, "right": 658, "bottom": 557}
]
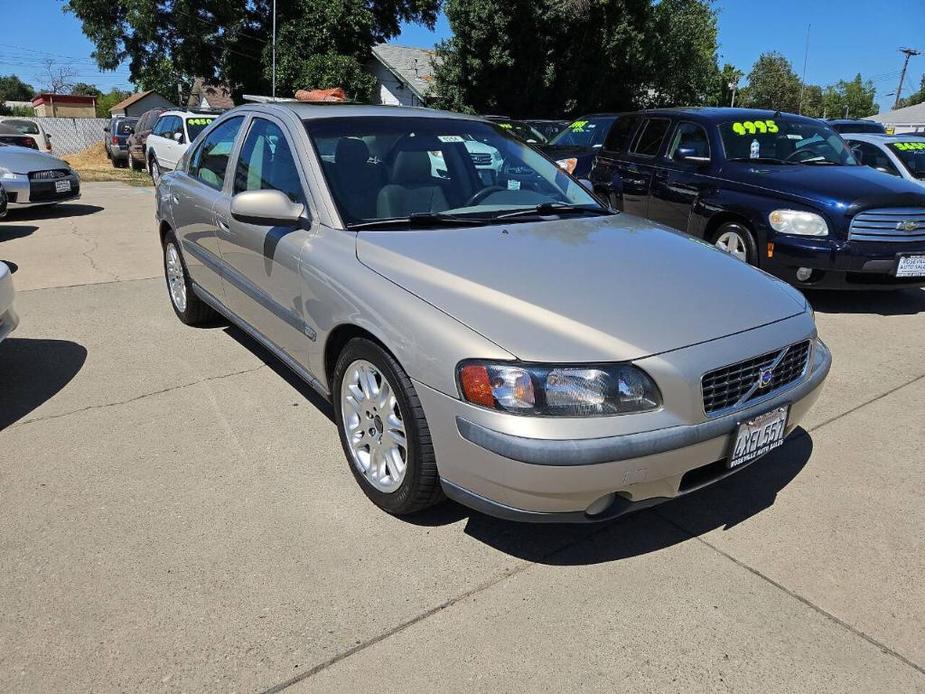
[
  {"left": 722, "top": 162, "right": 925, "bottom": 213},
  {"left": 0, "top": 146, "right": 70, "bottom": 174},
  {"left": 356, "top": 215, "right": 807, "bottom": 362}
]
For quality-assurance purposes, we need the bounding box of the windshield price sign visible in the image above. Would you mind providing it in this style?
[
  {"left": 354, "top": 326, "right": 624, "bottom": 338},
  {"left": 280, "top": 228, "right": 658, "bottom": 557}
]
[{"left": 731, "top": 120, "right": 779, "bottom": 136}]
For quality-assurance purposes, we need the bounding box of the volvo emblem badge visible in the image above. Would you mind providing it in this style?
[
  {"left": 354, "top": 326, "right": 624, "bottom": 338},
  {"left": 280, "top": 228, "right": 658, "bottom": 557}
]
[
  {"left": 896, "top": 220, "right": 919, "bottom": 232},
  {"left": 758, "top": 367, "right": 774, "bottom": 389}
]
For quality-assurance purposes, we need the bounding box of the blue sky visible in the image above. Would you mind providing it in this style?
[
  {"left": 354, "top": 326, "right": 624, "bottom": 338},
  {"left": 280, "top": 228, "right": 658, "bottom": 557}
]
[{"left": 2, "top": 0, "right": 923, "bottom": 112}]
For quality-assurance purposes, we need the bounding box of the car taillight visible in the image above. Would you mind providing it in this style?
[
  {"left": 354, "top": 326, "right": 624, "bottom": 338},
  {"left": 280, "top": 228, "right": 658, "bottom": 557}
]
[{"left": 112, "top": 135, "right": 119, "bottom": 144}]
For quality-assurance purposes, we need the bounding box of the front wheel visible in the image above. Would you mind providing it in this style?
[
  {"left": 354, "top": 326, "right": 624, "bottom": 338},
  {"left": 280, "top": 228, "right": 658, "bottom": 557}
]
[
  {"left": 710, "top": 222, "right": 758, "bottom": 265},
  {"left": 150, "top": 156, "right": 162, "bottom": 185},
  {"left": 333, "top": 339, "right": 444, "bottom": 516},
  {"left": 162, "top": 231, "right": 217, "bottom": 325}
]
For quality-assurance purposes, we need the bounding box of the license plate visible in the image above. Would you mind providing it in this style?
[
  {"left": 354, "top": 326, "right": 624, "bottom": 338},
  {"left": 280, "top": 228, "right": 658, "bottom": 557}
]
[
  {"left": 896, "top": 255, "right": 925, "bottom": 278},
  {"left": 728, "top": 406, "right": 789, "bottom": 469},
  {"left": 55, "top": 179, "right": 71, "bottom": 194}
]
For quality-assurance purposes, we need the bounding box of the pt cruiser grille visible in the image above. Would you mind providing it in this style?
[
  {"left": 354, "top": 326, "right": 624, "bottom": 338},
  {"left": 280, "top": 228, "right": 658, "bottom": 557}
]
[
  {"left": 702, "top": 340, "right": 811, "bottom": 414},
  {"left": 848, "top": 208, "right": 925, "bottom": 243}
]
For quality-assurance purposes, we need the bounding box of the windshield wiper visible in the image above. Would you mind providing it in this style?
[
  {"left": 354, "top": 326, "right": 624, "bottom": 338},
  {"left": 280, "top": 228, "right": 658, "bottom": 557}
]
[
  {"left": 346, "top": 212, "right": 492, "bottom": 230},
  {"left": 493, "top": 202, "right": 613, "bottom": 221}
]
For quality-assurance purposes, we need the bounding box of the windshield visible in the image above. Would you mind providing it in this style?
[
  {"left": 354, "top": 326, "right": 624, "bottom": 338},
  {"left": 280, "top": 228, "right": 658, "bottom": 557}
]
[
  {"left": 305, "top": 116, "right": 603, "bottom": 227},
  {"left": 2, "top": 119, "right": 39, "bottom": 135},
  {"left": 550, "top": 116, "right": 616, "bottom": 147},
  {"left": 890, "top": 141, "right": 925, "bottom": 179},
  {"left": 720, "top": 117, "right": 857, "bottom": 165},
  {"left": 494, "top": 120, "right": 545, "bottom": 143},
  {"left": 186, "top": 117, "right": 216, "bottom": 140},
  {"left": 116, "top": 119, "right": 137, "bottom": 135}
]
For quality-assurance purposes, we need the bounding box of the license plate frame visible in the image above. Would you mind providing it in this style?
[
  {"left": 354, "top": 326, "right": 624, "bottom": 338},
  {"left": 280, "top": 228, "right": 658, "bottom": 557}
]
[
  {"left": 895, "top": 254, "right": 925, "bottom": 278},
  {"left": 728, "top": 405, "right": 789, "bottom": 469},
  {"left": 55, "top": 179, "right": 72, "bottom": 194}
]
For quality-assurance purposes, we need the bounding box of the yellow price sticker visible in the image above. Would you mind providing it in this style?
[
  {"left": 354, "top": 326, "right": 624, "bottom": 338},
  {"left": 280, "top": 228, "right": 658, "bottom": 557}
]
[
  {"left": 892, "top": 142, "right": 925, "bottom": 151},
  {"left": 498, "top": 122, "right": 512, "bottom": 129},
  {"left": 186, "top": 118, "right": 215, "bottom": 126},
  {"left": 731, "top": 119, "right": 778, "bottom": 136},
  {"left": 569, "top": 120, "right": 589, "bottom": 132}
]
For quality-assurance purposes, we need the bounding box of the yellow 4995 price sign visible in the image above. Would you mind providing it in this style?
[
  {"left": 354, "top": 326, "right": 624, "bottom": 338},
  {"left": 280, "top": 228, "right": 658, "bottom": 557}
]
[{"left": 731, "top": 120, "right": 779, "bottom": 135}]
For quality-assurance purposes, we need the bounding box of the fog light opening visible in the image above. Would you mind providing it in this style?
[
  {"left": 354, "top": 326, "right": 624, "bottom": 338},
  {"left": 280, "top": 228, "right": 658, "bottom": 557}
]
[
  {"left": 795, "top": 267, "right": 813, "bottom": 282},
  {"left": 585, "top": 493, "right": 616, "bottom": 517}
]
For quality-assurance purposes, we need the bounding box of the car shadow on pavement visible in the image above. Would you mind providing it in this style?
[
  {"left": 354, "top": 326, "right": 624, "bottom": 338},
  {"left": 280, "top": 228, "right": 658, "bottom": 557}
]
[
  {"left": 4, "top": 204, "right": 103, "bottom": 221},
  {"left": 1, "top": 260, "right": 18, "bottom": 273},
  {"left": 0, "top": 225, "right": 38, "bottom": 241},
  {"left": 222, "top": 324, "right": 335, "bottom": 421},
  {"left": 0, "top": 338, "right": 87, "bottom": 430},
  {"left": 410, "top": 430, "right": 814, "bottom": 566},
  {"left": 807, "top": 287, "right": 925, "bottom": 315}
]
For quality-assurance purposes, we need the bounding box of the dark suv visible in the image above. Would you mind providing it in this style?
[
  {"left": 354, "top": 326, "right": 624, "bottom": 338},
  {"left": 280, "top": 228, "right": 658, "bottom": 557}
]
[
  {"left": 589, "top": 107, "right": 925, "bottom": 289},
  {"left": 126, "top": 107, "right": 167, "bottom": 172},
  {"left": 103, "top": 116, "right": 138, "bottom": 168}
]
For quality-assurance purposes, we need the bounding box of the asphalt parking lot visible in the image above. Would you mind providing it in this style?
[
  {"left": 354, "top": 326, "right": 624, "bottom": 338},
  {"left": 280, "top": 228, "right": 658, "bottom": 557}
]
[{"left": 1, "top": 182, "right": 924, "bottom": 692}]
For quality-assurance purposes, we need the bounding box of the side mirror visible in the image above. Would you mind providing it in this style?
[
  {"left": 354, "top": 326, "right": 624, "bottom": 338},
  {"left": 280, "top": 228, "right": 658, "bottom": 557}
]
[
  {"left": 850, "top": 145, "right": 863, "bottom": 164},
  {"left": 103, "top": 127, "right": 110, "bottom": 133},
  {"left": 173, "top": 132, "right": 184, "bottom": 144},
  {"left": 674, "top": 146, "right": 710, "bottom": 163},
  {"left": 231, "top": 190, "right": 305, "bottom": 227}
]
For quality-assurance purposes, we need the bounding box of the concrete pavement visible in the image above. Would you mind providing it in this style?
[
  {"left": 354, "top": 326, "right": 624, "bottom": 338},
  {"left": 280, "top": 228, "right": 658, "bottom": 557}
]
[{"left": 1, "top": 184, "right": 923, "bottom": 692}]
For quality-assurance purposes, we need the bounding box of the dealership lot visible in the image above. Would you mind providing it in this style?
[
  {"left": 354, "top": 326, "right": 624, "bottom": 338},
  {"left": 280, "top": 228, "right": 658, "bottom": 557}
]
[{"left": 1, "top": 184, "right": 924, "bottom": 691}]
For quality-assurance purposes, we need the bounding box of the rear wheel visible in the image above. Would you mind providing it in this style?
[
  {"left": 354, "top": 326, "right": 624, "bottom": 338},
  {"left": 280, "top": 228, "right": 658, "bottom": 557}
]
[
  {"left": 162, "top": 231, "right": 216, "bottom": 326},
  {"left": 710, "top": 222, "right": 758, "bottom": 265},
  {"left": 333, "top": 339, "right": 443, "bottom": 516}
]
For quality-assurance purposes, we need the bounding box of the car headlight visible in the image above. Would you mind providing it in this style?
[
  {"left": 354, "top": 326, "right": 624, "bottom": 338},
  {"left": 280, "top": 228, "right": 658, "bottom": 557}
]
[
  {"left": 0, "top": 166, "right": 17, "bottom": 180},
  {"left": 769, "top": 209, "right": 828, "bottom": 236},
  {"left": 457, "top": 362, "right": 661, "bottom": 416},
  {"left": 557, "top": 158, "right": 578, "bottom": 175}
]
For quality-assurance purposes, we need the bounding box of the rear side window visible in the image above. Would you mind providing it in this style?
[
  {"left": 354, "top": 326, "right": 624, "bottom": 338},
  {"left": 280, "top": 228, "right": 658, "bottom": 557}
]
[
  {"left": 188, "top": 116, "right": 244, "bottom": 189},
  {"left": 233, "top": 118, "right": 304, "bottom": 203},
  {"left": 631, "top": 118, "right": 671, "bottom": 157},
  {"left": 603, "top": 116, "right": 639, "bottom": 153}
]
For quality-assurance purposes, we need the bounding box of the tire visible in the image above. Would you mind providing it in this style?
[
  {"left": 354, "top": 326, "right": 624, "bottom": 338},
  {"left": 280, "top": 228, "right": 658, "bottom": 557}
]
[
  {"left": 130, "top": 156, "right": 143, "bottom": 172},
  {"left": 150, "top": 156, "right": 162, "bottom": 185},
  {"left": 333, "top": 338, "right": 444, "bottom": 516},
  {"left": 162, "top": 230, "right": 216, "bottom": 326},
  {"left": 710, "top": 221, "right": 758, "bottom": 265}
]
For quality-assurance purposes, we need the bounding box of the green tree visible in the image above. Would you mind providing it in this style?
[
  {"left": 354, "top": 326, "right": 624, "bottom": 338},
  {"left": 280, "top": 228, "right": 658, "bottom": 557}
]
[
  {"left": 897, "top": 74, "right": 925, "bottom": 109},
  {"left": 64, "top": 0, "right": 439, "bottom": 103},
  {"left": 96, "top": 88, "right": 133, "bottom": 117},
  {"left": 800, "top": 84, "right": 825, "bottom": 118},
  {"left": 740, "top": 52, "right": 802, "bottom": 113},
  {"left": 0, "top": 74, "right": 35, "bottom": 101},
  {"left": 822, "top": 73, "right": 878, "bottom": 119},
  {"left": 71, "top": 82, "right": 102, "bottom": 97}
]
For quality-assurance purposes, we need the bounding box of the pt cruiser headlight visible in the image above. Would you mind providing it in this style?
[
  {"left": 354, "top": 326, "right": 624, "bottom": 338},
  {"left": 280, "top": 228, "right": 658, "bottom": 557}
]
[
  {"left": 769, "top": 209, "right": 828, "bottom": 236},
  {"left": 457, "top": 362, "right": 661, "bottom": 416}
]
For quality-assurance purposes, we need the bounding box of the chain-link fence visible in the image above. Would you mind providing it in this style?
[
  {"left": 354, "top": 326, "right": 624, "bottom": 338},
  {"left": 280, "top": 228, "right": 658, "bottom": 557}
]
[{"left": 33, "top": 117, "right": 108, "bottom": 156}]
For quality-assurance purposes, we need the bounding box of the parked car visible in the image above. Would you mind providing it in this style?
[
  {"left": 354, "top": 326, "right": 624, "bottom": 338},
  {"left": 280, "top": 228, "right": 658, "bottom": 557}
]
[
  {"left": 146, "top": 110, "right": 218, "bottom": 183},
  {"left": 589, "top": 107, "right": 925, "bottom": 289},
  {"left": 0, "top": 259, "right": 18, "bottom": 344},
  {"left": 127, "top": 107, "right": 167, "bottom": 172},
  {"left": 523, "top": 119, "right": 570, "bottom": 142},
  {"left": 0, "top": 123, "right": 40, "bottom": 150},
  {"left": 155, "top": 103, "right": 830, "bottom": 522},
  {"left": 0, "top": 117, "right": 52, "bottom": 152},
  {"left": 0, "top": 143, "right": 80, "bottom": 208},
  {"left": 538, "top": 113, "right": 620, "bottom": 177},
  {"left": 484, "top": 116, "right": 547, "bottom": 143},
  {"left": 0, "top": 181, "right": 6, "bottom": 217},
  {"left": 843, "top": 133, "right": 925, "bottom": 186},
  {"left": 827, "top": 118, "right": 886, "bottom": 135},
  {"left": 103, "top": 116, "right": 138, "bottom": 168}
]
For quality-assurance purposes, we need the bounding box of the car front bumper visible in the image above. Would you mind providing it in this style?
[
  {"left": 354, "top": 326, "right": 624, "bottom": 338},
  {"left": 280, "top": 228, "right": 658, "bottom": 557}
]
[
  {"left": 766, "top": 235, "right": 925, "bottom": 289},
  {"left": 417, "top": 323, "right": 830, "bottom": 523},
  {"left": 1, "top": 172, "right": 81, "bottom": 207}
]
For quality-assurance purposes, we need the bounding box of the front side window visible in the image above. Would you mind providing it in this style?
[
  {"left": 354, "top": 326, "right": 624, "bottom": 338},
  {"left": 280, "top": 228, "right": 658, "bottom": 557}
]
[
  {"left": 889, "top": 141, "right": 925, "bottom": 179},
  {"left": 186, "top": 116, "right": 217, "bottom": 141},
  {"left": 720, "top": 117, "right": 858, "bottom": 165},
  {"left": 668, "top": 122, "right": 711, "bottom": 161},
  {"left": 632, "top": 118, "right": 671, "bottom": 157},
  {"left": 550, "top": 116, "right": 617, "bottom": 147},
  {"left": 307, "top": 116, "right": 604, "bottom": 227},
  {"left": 188, "top": 116, "right": 244, "bottom": 189},
  {"left": 233, "top": 118, "right": 304, "bottom": 202}
]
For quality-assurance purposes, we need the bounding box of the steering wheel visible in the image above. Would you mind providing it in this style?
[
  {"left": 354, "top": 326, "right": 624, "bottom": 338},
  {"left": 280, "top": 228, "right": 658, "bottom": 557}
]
[
  {"left": 465, "top": 186, "right": 507, "bottom": 207},
  {"left": 784, "top": 147, "right": 822, "bottom": 163}
]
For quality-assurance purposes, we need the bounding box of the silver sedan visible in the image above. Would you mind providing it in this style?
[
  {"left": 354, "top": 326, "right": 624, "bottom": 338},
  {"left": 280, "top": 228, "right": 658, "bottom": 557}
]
[
  {"left": 155, "top": 103, "right": 830, "bottom": 522},
  {"left": 0, "top": 144, "right": 80, "bottom": 208}
]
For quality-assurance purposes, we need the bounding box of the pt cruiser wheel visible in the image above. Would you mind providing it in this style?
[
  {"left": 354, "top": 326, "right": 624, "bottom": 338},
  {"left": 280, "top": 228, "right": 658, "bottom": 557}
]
[
  {"left": 333, "top": 339, "right": 443, "bottom": 515},
  {"left": 162, "top": 231, "right": 216, "bottom": 326},
  {"left": 711, "top": 222, "right": 757, "bottom": 264}
]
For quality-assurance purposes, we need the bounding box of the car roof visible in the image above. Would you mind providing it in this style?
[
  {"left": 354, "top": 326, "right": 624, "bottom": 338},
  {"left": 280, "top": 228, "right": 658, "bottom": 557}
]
[
  {"left": 227, "top": 102, "right": 487, "bottom": 123},
  {"left": 156, "top": 109, "right": 220, "bottom": 118},
  {"left": 827, "top": 118, "right": 878, "bottom": 125},
  {"left": 842, "top": 132, "right": 924, "bottom": 143},
  {"left": 625, "top": 107, "right": 819, "bottom": 123}
]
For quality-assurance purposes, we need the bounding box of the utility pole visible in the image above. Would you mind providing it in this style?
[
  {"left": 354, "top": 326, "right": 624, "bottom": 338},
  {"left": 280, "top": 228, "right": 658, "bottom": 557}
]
[
  {"left": 894, "top": 47, "right": 921, "bottom": 110},
  {"left": 798, "top": 24, "right": 811, "bottom": 114},
  {"left": 729, "top": 71, "right": 741, "bottom": 108},
  {"left": 272, "top": 0, "right": 277, "bottom": 99}
]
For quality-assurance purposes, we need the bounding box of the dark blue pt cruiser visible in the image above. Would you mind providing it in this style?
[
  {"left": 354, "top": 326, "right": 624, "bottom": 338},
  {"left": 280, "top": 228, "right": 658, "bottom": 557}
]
[{"left": 589, "top": 107, "right": 925, "bottom": 289}]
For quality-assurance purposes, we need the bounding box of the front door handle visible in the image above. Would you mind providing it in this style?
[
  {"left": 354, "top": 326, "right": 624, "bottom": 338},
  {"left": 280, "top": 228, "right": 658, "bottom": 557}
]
[{"left": 216, "top": 217, "right": 230, "bottom": 232}]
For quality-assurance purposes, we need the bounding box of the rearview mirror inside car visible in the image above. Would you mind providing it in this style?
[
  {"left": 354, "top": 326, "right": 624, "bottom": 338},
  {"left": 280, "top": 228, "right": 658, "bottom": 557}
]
[{"left": 231, "top": 190, "right": 305, "bottom": 227}]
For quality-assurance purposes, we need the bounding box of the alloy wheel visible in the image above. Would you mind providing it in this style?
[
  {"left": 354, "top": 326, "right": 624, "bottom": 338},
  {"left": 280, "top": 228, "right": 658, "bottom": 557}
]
[
  {"left": 164, "top": 242, "right": 187, "bottom": 312},
  {"left": 714, "top": 230, "right": 748, "bottom": 262},
  {"left": 339, "top": 359, "right": 408, "bottom": 493}
]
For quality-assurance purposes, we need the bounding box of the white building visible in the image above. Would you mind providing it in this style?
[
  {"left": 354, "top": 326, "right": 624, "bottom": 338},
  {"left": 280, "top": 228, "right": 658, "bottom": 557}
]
[
  {"left": 368, "top": 44, "right": 435, "bottom": 107},
  {"left": 867, "top": 101, "right": 925, "bottom": 134}
]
